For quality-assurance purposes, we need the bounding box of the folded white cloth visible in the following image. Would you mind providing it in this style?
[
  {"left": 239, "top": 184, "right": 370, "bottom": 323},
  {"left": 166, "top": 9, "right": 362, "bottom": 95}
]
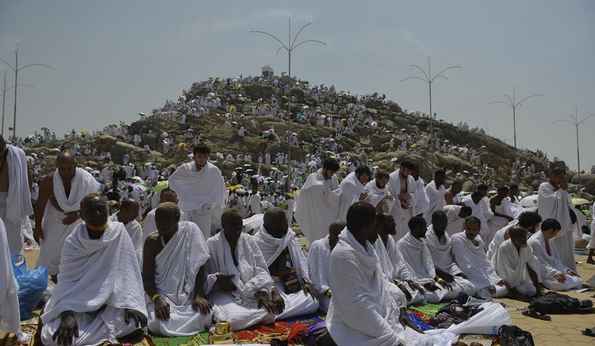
[
  {"left": 0, "top": 218, "right": 24, "bottom": 340},
  {"left": 5, "top": 145, "right": 33, "bottom": 224},
  {"left": 53, "top": 167, "right": 99, "bottom": 213},
  {"left": 492, "top": 239, "right": 537, "bottom": 292},
  {"left": 109, "top": 213, "right": 143, "bottom": 265},
  {"left": 451, "top": 233, "right": 503, "bottom": 291},
  {"left": 425, "top": 225, "right": 463, "bottom": 276},
  {"left": 423, "top": 180, "right": 445, "bottom": 223},
  {"left": 364, "top": 180, "right": 395, "bottom": 212},
  {"left": 168, "top": 162, "right": 225, "bottom": 212}
]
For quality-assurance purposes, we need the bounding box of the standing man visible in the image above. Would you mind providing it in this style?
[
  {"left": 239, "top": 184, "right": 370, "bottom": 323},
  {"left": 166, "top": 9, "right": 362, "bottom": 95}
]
[
  {"left": 0, "top": 135, "right": 33, "bottom": 255},
  {"left": 444, "top": 181, "right": 463, "bottom": 205},
  {"left": 337, "top": 166, "right": 370, "bottom": 221},
  {"left": 423, "top": 169, "right": 446, "bottom": 223},
  {"left": 34, "top": 153, "right": 99, "bottom": 282},
  {"left": 295, "top": 158, "right": 340, "bottom": 242},
  {"left": 538, "top": 168, "right": 576, "bottom": 271},
  {"left": 169, "top": 144, "right": 226, "bottom": 239},
  {"left": 410, "top": 164, "right": 430, "bottom": 218},
  {"left": 387, "top": 160, "right": 417, "bottom": 240}
]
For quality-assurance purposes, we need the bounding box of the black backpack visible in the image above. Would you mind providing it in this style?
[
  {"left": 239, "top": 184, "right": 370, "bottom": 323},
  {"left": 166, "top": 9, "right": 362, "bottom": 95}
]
[
  {"left": 528, "top": 292, "right": 594, "bottom": 315},
  {"left": 491, "top": 325, "right": 535, "bottom": 346}
]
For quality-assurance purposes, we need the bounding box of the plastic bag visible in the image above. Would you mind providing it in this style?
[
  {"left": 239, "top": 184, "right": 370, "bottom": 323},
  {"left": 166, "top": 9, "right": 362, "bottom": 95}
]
[{"left": 11, "top": 255, "right": 49, "bottom": 320}]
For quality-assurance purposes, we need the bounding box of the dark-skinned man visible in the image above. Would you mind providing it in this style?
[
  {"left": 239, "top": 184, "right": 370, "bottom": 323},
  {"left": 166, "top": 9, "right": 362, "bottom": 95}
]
[
  {"left": 109, "top": 198, "right": 142, "bottom": 265},
  {"left": 492, "top": 227, "right": 542, "bottom": 301},
  {"left": 35, "top": 153, "right": 99, "bottom": 282},
  {"left": 487, "top": 186, "right": 515, "bottom": 246},
  {"left": 308, "top": 220, "right": 346, "bottom": 313},
  {"left": 40, "top": 194, "right": 147, "bottom": 346},
  {"left": 204, "top": 209, "right": 283, "bottom": 331},
  {"left": 254, "top": 207, "right": 319, "bottom": 319},
  {"left": 424, "top": 211, "right": 476, "bottom": 297},
  {"left": 323, "top": 202, "right": 432, "bottom": 346},
  {"left": 397, "top": 216, "right": 461, "bottom": 303},
  {"left": 373, "top": 213, "right": 425, "bottom": 305},
  {"left": 143, "top": 202, "right": 212, "bottom": 336}
]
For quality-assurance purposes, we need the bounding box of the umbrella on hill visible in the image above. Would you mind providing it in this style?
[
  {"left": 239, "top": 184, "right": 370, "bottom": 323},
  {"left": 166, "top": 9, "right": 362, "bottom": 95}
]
[
  {"left": 153, "top": 180, "right": 169, "bottom": 193},
  {"left": 519, "top": 195, "right": 538, "bottom": 208},
  {"left": 571, "top": 198, "right": 590, "bottom": 206}
]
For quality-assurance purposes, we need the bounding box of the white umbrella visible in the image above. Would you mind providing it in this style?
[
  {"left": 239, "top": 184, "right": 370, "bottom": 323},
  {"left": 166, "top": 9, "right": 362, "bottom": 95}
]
[{"left": 519, "top": 195, "right": 539, "bottom": 208}]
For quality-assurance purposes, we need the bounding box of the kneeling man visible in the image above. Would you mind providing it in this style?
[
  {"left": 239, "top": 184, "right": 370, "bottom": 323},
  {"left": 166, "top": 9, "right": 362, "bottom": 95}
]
[
  {"left": 143, "top": 202, "right": 213, "bottom": 336},
  {"left": 40, "top": 194, "right": 147, "bottom": 346},
  {"left": 254, "top": 208, "right": 319, "bottom": 319}
]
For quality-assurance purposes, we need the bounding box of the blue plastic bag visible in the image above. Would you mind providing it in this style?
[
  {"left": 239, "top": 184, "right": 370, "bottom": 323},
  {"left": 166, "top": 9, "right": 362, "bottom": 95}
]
[{"left": 11, "top": 255, "right": 48, "bottom": 320}]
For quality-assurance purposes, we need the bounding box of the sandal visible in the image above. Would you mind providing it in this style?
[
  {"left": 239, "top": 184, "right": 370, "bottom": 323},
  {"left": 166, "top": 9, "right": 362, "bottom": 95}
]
[
  {"left": 582, "top": 327, "right": 595, "bottom": 337},
  {"left": 522, "top": 309, "right": 551, "bottom": 321}
]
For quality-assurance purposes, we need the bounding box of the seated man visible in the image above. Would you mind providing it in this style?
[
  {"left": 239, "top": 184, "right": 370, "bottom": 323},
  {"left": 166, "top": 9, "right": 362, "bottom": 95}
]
[
  {"left": 528, "top": 218, "right": 583, "bottom": 291},
  {"left": 143, "top": 202, "right": 213, "bottom": 336},
  {"left": 308, "top": 220, "right": 345, "bottom": 313},
  {"left": 397, "top": 216, "right": 462, "bottom": 303},
  {"left": 143, "top": 189, "right": 187, "bottom": 244},
  {"left": 40, "top": 194, "right": 147, "bottom": 346},
  {"left": 492, "top": 227, "right": 542, "bottom": 300},
  {"left": 0, "top": 219, "right": 23, "bottom": 340},
  {"left": 109, "top": 198, "right": 142, "bottom": 264},
  {"left": 204, "top": 210, "right": 282, "bottom": 331},
  {"left": 325, "top": 202, "right": 432, "bottom": 346},
  {"left": 451, "top": 216, "right": 508, "bottom": 299},
  {"left": 425, "top": 211, "right": 476, "bottom": 297},
  {"left": 486, "top": 211, "right": 542, "bottom": 260},
  {"left": 253, "top": 208, "right": 319, "bottom": 319},
  {"left": 374, "top": 213, "right": 425, "bottom": 305}
]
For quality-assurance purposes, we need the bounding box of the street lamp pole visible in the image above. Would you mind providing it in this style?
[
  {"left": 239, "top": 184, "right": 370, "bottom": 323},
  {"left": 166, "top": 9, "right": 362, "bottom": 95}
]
[
  {"left": 553, "top": 107, "right": 595, "bottom": 194},
  {"left": 0, "top": 43, "right": 54, "bottom": 139},
  {"left": 0, "top": 69, "right": 35, "bottom": 137},
  {"left": 489, "top": 86, "right": 543, "bottom": 150},
  {"left": 251, "top": 17, "right": 326, "bottom": 191},
  {"left": 402, "top": 57, "right": 461, "bottom": 138}
]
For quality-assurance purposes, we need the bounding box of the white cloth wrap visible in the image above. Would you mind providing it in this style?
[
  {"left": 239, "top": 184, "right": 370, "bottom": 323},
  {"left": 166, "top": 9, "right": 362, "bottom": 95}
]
[
  {"left": 326, "top": 228, "right": 432, "bottom": 346},
  {"left": 491, "top": 239, "right": 536, "bottom": 294},
  {"left": 396, "top": 233, "right": 436, "bottom": 284},
  {"left": 451, "top": 233, "right": 503, "bottom": 291},
  {"left": 423, "top": 180, "right": 445, "bottom": 223},
  {"left": 294, "top": 169, "right": 340, "bottom": 242},
  {"left": 364, "top": 180, "right": 395, "bottom": 211},
  {"left": 168, "top": 162, "right": 225, "bottom": 212},
  {"left": 5, "top": 145, "right": 33, "bottom": 224},
  {"left": 486, "top": 220, "right": 519, "bottom": 261},
  {"left": 308, "top": 237, "right": 332, "bottom": 312},
  {"left": 146, "top": 222, "right": 213, "bottom": 336},
  {"left": 387, "top": 170, "right": 417, "bottom": 240},
  {"left": 412, "top": 178, "right": 430, "bottom": 217},
  {"left": 425, "top": 225, "right": 462, "bottom": 276},
  {"left": 52, "top": 167, "right": 100, "bottom": 213},
  {"left": 109, "top": 213, "right": 143, "bottom": 265},
  {"left": 337, "top": 172, "right": 366, "bottom": 221},
  {"left": 0, "top": 218, "right": 24, "bottom": 340}
]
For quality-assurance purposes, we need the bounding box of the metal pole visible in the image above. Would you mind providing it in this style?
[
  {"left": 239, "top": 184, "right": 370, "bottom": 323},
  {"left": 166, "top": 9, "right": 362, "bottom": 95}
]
[
  {"left": 12, "top": 44, "right": 18, "bottom": 140},
  {"left": 1, "top": 71, "right": 6, "bottom": 136},
  {"left": 575, "top": 108, "right": 581, "bottom": 192},
  {"left": 287, "top": 18, "right": 292, "bottom": 192}
]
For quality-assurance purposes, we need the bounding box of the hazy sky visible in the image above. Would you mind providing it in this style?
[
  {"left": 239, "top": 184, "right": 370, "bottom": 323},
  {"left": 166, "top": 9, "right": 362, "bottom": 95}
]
[{"left": 1, "top": 0, "right": 594, "bottom": 170}]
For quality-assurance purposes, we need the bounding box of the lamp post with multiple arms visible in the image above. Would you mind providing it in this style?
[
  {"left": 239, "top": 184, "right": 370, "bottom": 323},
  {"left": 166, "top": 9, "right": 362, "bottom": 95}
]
[
  {"left": 553, "top": 107, "right": 595, "bottom": 193},
  {"left": 489, "top": 87, "right": 543, "bottom": 150},
  {"left": 402, "top": 57, "right": 461, "bottom": 139},
  {"left": 251, "top": 17, "right": 326, "bottom": 191},
  {"left": 0, "top": 43, "right": 54, "bottom": 139},
  {"left": 0, "top": 70, "right": 35, "bottom": 137}
]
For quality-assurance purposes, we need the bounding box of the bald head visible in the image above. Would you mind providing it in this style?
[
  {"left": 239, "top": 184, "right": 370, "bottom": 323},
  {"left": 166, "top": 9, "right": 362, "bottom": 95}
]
[
  {"left": 56, "top": 152, "right": 77, "bottom": 180},
  {"left": 118, "top": 198, "right": 140, "bottom": 224},
  {"left": 263, "top": 207, "right": 288, "bottom": 238},
  {"left": 81, "top": 193, "right": 108, "bottom": 232},
  {"left": 57, "top": 152, "right": 76, "bottom": 164}
]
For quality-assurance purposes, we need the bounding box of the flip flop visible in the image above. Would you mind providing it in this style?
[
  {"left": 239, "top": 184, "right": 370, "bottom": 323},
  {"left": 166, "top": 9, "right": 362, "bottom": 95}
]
[
  {"left": 582, "top": 328, "right": 595, "bottom": 337},
  {"left": 522, "top": 309, "right": 551, "bottom": 321}
]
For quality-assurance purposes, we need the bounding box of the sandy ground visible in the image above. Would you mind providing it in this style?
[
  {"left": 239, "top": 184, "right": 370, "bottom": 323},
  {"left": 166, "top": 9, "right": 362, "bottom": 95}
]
[{"left": 4, "top": 248, "right": 595, "bottom": 346}]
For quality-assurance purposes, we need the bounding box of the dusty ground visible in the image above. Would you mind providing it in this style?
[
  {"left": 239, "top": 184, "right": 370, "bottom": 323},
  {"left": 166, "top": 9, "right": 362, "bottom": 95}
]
[{"left": 4, "top": 249, "right": 595, "bottom": 346}]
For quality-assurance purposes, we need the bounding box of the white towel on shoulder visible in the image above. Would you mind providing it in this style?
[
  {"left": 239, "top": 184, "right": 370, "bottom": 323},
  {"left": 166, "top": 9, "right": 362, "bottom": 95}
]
[
  {"left": 53, "top": 167, "right": 99, "bottom": 213},
  {"left": 5, "top": 145, "right": 33, "bottom": 223}
]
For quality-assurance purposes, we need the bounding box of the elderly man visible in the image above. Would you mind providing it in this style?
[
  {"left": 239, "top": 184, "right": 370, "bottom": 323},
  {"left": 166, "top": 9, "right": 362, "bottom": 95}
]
[
  {"left": 451, "top": 217, "right": 508, "bottom": 299},
  {"left": 40, "top": 194, "right": 147, "bottom": 346},
  {"left": 492, "top": 227, "right": 542, "bottom": 300},
  {"left": 364, "top": 171, "right": 395, "bottom": 213},
  {"left": 204, "top": 210, "right": 282, "bottom": 331},
  {"left": 374, "top": 213, "right": 425, "bottom": 305},
  {"left": 538, "top": 168, "right": 576, "bottom": 271},
  {"left": 35, "top": 153, "right": 99, "bottom": 282},
  {"left": 387, "top": 160, "right": 418, "bottom": 240},
  {"left": 0, "top": 219, "right": 23, "bottom": 339},
  {"left": 337, "top": 166, "right": 370, "bottom": 221},
  {"left": 169, "top": 144, "right": 226, "bottom": 239},
  {"left": 528, "top": 219, "right": 584, "bottom": 291},
  {"left": 295, "top": 158, "right": 340, "bottom": 242},
  {"left": 308, "top": 220, "right": 345, "bottom": 313},
  {"left": 325, "top": 202, "right": 432, "bottom": 346},
  {"left": 143, "top": 202, "right": 213, "bottom": 336},
  {"left": 0, "top": 135, "right": 33, "bottom": 255},
  {"left": 254, "top": 208, "right": 319, "bottom": 319},
  {"left": 425, "top": 211, "right": 476, "bottom": 297},
  {"left": 423, "top": 169, "right": 446, "bottom": 223},
  {"left": 397, "top": 216, "right": 462, "bottom": 303},
  {"left": 487, "top": 211, "right": 541, "bottom": 260},
  {"left": 109, "top": 198, "right": 142, "bottom": 264}
]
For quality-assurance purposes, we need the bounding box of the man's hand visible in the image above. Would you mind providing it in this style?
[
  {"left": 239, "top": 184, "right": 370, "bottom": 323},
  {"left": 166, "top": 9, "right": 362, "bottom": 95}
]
[
  {"left": 125, "top": 309, "right": 147, "bottom": 328},
  {"left": 52, "top": 312, "right": 78, "bottom": 346},
  {"left": 192, "top": 296, "right": 212, "bottom": 315},
  {"left": 424, "top": 282, "right": 440, "bottom": 292},
  {"left": 488, "top": 286, "right": 497, "bottom": 297},
  {"left": 399, "top": 307, "right": 422, "bottom": 333},
  {"left": 566, "top": 269, "right": 579, "bottom": 277},
  {"left": 384, "top": 194, "right": 395, "bottom": 201},
  {"left": 555, "top": 272, "right": 567, "bottom": 283},
  {"left": 437, "top": 271, "right": 454, "bottom": 283},
  {"left": 396, "top": 282, "right": 413, "bottom": 301},
  {"left": 216, "top": 274, "right": 237, "bottom": 293},
  {"left": 437, "top": 279, "right": 452, "bottom": 291},
  {"left": 62, "top": 211, "right": 78, "bottom": 225},
  {"left": 257, "top": 290, "right": 284, "bottom": 314},
  {"left": 302, "top": 282, "right": 319, "bottom": 300},
  {"left": 154, "top": 296, "right": 171, "bottom": 321},
  {"left": 359, "top": 193, "right": 368, "bottom": 201},
  {"left": 398, "top": 193, "right": 410, "bottom": 202},
  {"left": 34, "top": 225, "right": 44, "bottom": 243},
  {"left": 409, "top": 281, "right": 425, "bottom": 295},
  {"left": 271, "top": 287, "right": 285, "bottom": 313},
  {"left": 456, "top": 273, "right": 468, "bottom": 280}
]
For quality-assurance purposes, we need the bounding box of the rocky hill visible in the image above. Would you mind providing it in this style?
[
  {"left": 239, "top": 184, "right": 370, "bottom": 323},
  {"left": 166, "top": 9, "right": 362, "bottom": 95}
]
[{"left": 22, "top": 75, "right": 595, "bottom": 197}]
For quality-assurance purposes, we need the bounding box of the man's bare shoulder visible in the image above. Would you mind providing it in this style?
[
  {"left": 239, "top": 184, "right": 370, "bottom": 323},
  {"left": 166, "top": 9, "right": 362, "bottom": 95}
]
[{"left": 41, "top": 173, "right": 54, "bottom": 185}]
